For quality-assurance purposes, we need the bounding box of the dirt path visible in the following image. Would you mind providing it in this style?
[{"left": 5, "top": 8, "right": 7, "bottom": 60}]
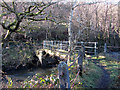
[
  {"left": 97, "top": 65, "right": 110, "bottom": 88},
  {"left": 109, "top": 52, "right": 120, "bottom": 61},
  {"left": 92, "top": 60, "right": 110, "bottom": 88}
]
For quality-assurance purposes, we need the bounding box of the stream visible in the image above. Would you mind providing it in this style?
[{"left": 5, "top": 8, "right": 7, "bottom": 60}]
[
  {"left": 9, "top": 67, "right": 56, "bottom": 80},
  {"left": 2, "top": 67, "right": 57, "bottom": 87}
]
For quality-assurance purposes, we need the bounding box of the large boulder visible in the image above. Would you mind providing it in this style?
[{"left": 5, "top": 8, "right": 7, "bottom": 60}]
[{"left": 36, "top": 50, "right": 59, "bottom": 68}]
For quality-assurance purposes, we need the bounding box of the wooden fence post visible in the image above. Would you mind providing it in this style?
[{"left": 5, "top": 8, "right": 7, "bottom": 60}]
[
  {"left": 43, "top": 40, "right": 46, "bottom": 49},
  {"left": 81, "top": 42, "right": 85, "bottom": 58},
  {"left": 59, "top": 41, "right": 61, "bottom": 49},
  {"left": 54, "top": 41, "right": 56, "bottom": 49},
  {"left": 43, "top": 41, "right": 45, "bottom": 49},
  {"left": 94, "top": 42, "right": 97, "bottom": 55},
  {"left": 49, "top": 41, "right": 51, "bottom": 49},
  {"left": 78, "top": 50, "right": 83, "bottom": 76},
  {"left": 58, "top": 62, "right": 70, "bottom": 89},
  {"left": 78, "top": 42, "right": 85, "bottom": 76},
  {"left": 60, "top": 41, "right": 62, "bottom": 50},
  {"left": 104, "top": 43, "right": 107, "bottom": 53},
  {"left": 58, "top": 41, "right": 60, "bottom": 49},
  {"left": 51, "top": 40, "right": 53, "bottom": 50},
  {"left": 45, "top": 41, "right": 47, "bottom": 49},
  {"left": 50, "top": 41, "right": 51, "bottom": 50}
]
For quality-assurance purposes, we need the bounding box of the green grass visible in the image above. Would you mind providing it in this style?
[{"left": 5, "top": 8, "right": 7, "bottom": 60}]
[
  {"left": 88, "top": 53, "right": 120, "bottom": 88},
  {"left": 78, "top": 62, "right": 103, "bottom": 88},
  {"left": 103, "top": 55, "right": 120, "bottom": 88}
]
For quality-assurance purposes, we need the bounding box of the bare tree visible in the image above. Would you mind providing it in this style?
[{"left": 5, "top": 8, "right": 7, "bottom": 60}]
[
  {"left": 118, "top": 1, "right": 120, "bottom": 38},
  {"left": 67, "top": 0, "right": 77, "bottom": 63},
  {"left": 0, "top": 0, "right": 57, "bottom": 40}
]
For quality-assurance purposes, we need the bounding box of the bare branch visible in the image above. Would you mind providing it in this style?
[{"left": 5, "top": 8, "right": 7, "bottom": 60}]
[
  {"left": 2, "top": 0, "right": 14, "bottom": 13},
  {"left": 74, "top": 1, "right": 105, "bottom": 9}
]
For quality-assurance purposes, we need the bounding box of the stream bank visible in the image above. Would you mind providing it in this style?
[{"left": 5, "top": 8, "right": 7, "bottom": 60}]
[
  {"left": 2, "top": 49, "right": 61, "bottom": 74},
  {"left": 2, "top": 49, "right": 63, "bottom": 88}
]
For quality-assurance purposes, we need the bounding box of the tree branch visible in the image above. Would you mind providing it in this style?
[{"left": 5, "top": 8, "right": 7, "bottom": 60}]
[
  {"left": 2, "top": 0, "right": 14, "bottom": 13},
  {"left": 0, "top": 0, "right": 59, "bottom": 40}
]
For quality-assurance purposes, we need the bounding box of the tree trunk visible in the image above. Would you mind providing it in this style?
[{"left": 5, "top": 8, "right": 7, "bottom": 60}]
[
  {"left": 68, "top": 0, "right": 77, "bottom": 64},
  {"left": 118, "top": 1, "right": 120, "bottom": 38}
]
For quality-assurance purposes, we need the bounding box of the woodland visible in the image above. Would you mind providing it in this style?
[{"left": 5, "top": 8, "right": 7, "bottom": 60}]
[{"left": 0, "top": 0, "right": 120, "bottom": 89}]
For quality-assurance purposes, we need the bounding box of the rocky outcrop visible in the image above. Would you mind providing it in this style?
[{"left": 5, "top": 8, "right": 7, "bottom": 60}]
[{"left": 36, "top": 50, "right": 61, "bottom": 68}]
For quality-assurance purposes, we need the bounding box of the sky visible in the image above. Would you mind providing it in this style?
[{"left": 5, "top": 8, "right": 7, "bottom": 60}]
[
  {"left": 66, "top": 0, "right": 120, "bottom": 4},
  {"left": 0, "top": 0, "right": 119, "bottom": 4}
]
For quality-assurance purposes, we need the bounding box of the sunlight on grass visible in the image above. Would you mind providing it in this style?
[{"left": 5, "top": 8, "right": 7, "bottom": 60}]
[
  {"left": 58, "top": 49, "right": 68, "bottom": 53},
  {"left": 86, "top": 55, "right": 106, "bottom": 60},
  {"left": 98, "top": 56, "right": 106, "bottom": 59},
  {"left": 86, "top": 55, "right": 91, "bottom": 58},
  {"left": 82, "top": 62, "right": 103, "bottom": 88},
  {"left": 97, "top": 53, "right": 120, "bottom": 88},
  {"left": 89, "top": 53, "right": 120, "bottom": 88},
  {"left": 99, "top": 60, "right": 106, "bottom": 64},
  {"left": 91, "top": 56, "right": 97, "bottom": 59}
]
